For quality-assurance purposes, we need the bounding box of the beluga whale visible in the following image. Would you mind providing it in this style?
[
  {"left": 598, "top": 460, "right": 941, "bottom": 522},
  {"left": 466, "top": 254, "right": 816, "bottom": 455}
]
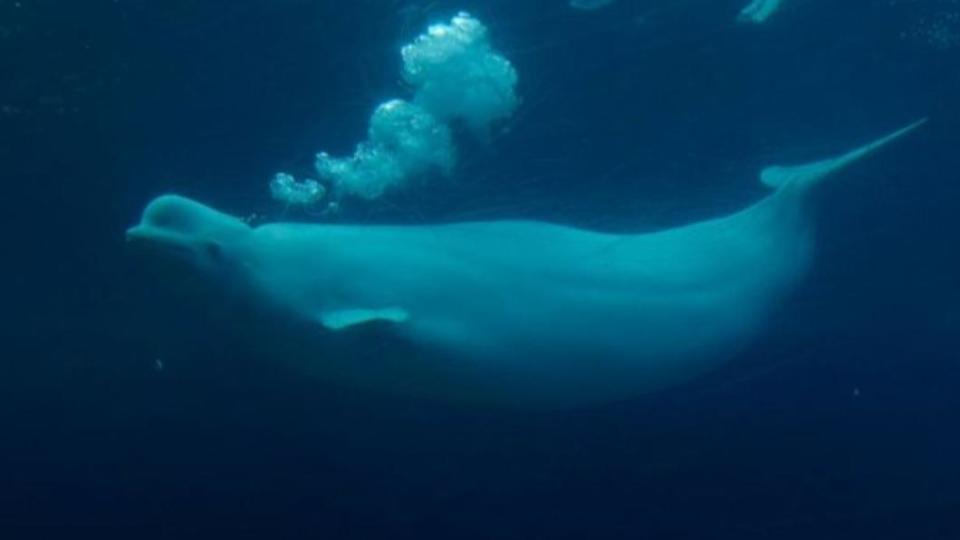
[{"left": 127, "top": 119, "right": 925, "bottom": 409}]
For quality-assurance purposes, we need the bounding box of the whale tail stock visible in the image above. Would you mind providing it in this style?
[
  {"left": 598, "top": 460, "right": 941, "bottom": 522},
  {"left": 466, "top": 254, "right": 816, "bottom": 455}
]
[{"left": 759, "top": 118, "right": 928, "bottom": 192}]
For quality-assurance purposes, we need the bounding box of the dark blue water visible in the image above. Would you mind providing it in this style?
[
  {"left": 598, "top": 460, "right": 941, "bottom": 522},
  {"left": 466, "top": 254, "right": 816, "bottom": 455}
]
[{"left": 4, "top": 0, "right": 959, "bottom": 538}]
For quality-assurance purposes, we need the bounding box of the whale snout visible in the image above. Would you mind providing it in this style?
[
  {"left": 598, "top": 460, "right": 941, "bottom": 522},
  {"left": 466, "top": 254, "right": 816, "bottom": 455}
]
[{"left": 126, "top": 193, "right": 252, "bottom": 265}]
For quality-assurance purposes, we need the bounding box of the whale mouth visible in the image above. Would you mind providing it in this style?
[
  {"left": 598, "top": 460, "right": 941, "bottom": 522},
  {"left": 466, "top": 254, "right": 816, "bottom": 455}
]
[{"left": 126, "top": 225, "right": 196, "bottom": 260}]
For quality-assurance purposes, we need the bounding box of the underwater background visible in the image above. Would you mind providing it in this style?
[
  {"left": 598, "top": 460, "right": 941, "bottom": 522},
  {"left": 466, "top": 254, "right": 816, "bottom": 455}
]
[{"left": 3, "top": 0, "right": 960, "bottom": 538}]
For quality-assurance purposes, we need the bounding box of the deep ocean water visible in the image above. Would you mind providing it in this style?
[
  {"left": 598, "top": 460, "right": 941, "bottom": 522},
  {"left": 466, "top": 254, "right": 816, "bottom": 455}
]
[{"left": 3, "top": 0, "right": 959, "bottom": 538}]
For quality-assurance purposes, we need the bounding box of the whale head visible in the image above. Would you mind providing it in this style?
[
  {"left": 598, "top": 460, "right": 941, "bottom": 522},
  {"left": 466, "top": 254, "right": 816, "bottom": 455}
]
[{"left": 126, "top": 194, "right": 253, "bottom": 277}]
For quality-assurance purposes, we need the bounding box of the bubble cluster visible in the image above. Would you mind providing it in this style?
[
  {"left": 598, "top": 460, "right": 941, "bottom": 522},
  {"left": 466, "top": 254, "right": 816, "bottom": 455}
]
[
  {"left": 910, "top": 10, "right": 960, "bottom": 48},
  {"left": 269, "top": 173, "right": 325, "bottom": 206},
  {"left": 402, "top": 12, "right": 519, "bottom": 133},
  {"left": 315, "top": 100, "right": 455, "bottom": 200},
  {"left": 272, "top": 12, "right": 517, "bottom": 206},
  {"left": 894, "top": 0, "right": 960, "bottom": 49}
]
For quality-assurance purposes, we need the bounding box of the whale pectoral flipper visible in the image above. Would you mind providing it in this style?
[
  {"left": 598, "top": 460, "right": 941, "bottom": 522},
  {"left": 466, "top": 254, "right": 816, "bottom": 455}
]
[
  {"left": 760, "top": 118, "right": 928, "bottom": 190},
  {"left": 320, "top": 307, "right": 410, "bottom": 331}
]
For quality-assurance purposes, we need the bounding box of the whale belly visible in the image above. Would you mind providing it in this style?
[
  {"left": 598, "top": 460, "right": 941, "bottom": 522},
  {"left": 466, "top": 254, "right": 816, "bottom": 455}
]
[{"left": 386, "top": 267, "right": 777, "bottom": 406}]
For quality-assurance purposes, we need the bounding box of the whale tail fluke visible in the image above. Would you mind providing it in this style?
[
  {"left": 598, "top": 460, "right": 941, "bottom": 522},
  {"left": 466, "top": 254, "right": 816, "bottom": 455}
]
[{"left": 760, "top": 118, "right": 928, "bottom": 192}]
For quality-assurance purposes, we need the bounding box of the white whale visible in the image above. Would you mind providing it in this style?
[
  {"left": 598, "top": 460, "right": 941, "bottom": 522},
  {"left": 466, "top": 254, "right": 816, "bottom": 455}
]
[{"left": 127, "top": 120, "right": 924, "bottom": 408}]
